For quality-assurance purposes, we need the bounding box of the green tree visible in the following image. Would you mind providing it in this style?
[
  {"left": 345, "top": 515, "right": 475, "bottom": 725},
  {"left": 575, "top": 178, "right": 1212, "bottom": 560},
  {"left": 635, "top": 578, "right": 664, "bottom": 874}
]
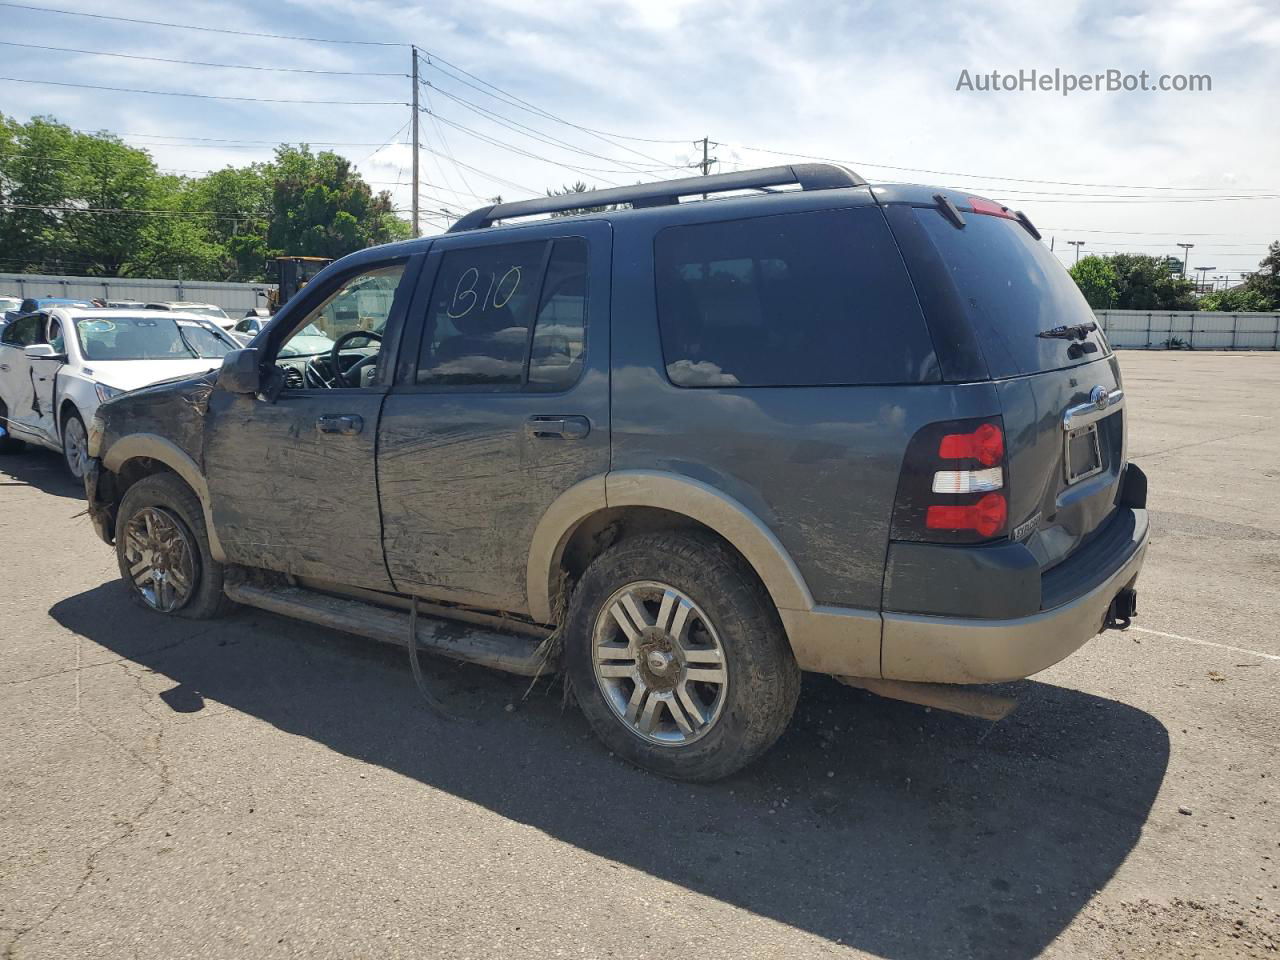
[
  {"left": 266, "top": 145, "right": 409, "bottom": 260},
  {"left": 1107, "top": 253, "right": 1197, "bottom": 310},
  {"left": 1198, "top": 287, "right": 1273, "bottom": 312},
  {"left": 1069, "top": 255, "right": 1120, "bottom": 308},
  {"left": 546, "top": 181, "right": 615, "bottom": 217},
  {"left": 1239, "top": 241, "right": 1280, "bottom": 310}
]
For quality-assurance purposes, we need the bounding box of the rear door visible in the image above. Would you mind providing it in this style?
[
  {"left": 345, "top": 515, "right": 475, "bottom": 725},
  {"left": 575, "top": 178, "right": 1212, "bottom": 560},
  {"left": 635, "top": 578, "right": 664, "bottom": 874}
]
[
  {"left": 377, "top": 221, "right": 611, "bottom": 616},
  {"left": 898, "top": 201, "right": 1122, "bottom": 569}
]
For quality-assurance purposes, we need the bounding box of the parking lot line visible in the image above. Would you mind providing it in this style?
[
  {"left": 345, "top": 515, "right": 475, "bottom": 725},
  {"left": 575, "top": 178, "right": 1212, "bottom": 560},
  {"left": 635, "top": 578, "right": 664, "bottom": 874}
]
[{"left": 1129, "top": 625, "right": 1280, "bottom": 663}]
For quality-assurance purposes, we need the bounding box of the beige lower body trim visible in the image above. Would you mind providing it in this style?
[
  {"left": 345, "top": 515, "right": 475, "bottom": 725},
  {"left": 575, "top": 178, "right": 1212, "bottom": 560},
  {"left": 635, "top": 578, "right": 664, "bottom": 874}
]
[
  {"left": 779, "top": 605, "right": 882, "bottom": 678},
  {"left": 881, "top": 538, "right": 1149, "bottom": 684}
]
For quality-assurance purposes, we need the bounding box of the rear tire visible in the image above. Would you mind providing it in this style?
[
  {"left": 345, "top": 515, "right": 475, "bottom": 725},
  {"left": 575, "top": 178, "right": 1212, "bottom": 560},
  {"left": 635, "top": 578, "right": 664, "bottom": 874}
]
[
  {"left": 0, "top": 401, "right": 25, "bottom": 454},
  {"left": 564, "top": 531, "right": 800, "bottom": 782},
  {"left": 115, "top": 473, "right": 233, "bottom": 620}
]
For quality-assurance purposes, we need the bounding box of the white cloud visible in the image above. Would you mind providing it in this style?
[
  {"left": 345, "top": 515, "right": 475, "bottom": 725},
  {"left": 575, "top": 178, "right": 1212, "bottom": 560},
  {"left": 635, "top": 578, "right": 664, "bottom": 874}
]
[{"left": 1, "top": 0, "right": 1276, "bottom": 268}]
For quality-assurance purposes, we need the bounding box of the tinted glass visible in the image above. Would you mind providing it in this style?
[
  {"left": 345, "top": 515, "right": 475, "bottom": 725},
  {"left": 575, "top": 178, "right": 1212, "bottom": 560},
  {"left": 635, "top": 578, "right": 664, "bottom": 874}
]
[
  {"left": 1, "top": 314, "right": 41, "bottom": 346},
  {"left": 655, "top": 208, "right": 938, "bottom": 387},
  {"left": 915, "top": 208, "right": 1109, "bottom": 377},
  {"left": 417, "top": 241, "right": 546, "bottom": 386},
  {"left": 528, "top": 238, "right": 588, "bottom": 391},
  {"left": 75, "top": 316, "right": 234, "bottom": 360}
]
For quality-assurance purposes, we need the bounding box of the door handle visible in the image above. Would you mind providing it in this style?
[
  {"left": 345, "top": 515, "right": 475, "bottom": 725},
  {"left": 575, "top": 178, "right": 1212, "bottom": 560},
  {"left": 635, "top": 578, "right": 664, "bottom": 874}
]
[
  {"left": 316, "top": 414, "right": 363, "bottom": 435},
  {"left": 0, "top": 363, "right": 8, "bottom": 372},
  {"left": 526, "top": 415, "right": 590, "bottom": 440}
]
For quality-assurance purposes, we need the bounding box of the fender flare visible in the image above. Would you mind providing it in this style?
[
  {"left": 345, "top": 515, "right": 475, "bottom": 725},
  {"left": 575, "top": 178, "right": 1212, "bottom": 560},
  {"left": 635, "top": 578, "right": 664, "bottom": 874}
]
[
  {"left": 525, "top": 469, "right": 814, "bottom": 624},
  {"left": 101, "top": 433, "right": 226, "bottom": 562}
]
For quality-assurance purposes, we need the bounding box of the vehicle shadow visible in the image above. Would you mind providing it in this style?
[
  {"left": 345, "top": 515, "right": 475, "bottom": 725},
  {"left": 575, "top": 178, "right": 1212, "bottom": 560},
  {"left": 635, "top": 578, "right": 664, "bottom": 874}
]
[
  {"left": 50, "top": 582, "right": 1169, "bottom": 960},
  {"left": 0, "top": 447, "right": 82, "bottom": 500}
]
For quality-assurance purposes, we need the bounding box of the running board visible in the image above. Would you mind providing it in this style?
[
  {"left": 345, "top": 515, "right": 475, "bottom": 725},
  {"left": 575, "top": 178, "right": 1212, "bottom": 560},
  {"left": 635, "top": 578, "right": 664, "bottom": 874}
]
[{"left": 224, "top": 582, "right": 552, "bottom": 677}]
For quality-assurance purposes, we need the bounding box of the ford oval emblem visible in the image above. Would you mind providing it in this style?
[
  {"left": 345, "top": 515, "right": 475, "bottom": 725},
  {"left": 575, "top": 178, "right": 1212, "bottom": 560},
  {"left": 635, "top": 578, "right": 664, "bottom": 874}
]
[{"left": 1090, "top": 385, "right": 1110, "bottom": 411}]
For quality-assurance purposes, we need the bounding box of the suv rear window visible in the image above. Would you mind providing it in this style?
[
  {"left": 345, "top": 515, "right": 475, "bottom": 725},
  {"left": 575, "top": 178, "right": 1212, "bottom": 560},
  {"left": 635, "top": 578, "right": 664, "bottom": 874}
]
[
  {"left": 914, "top": 208, "right": 1110, "bottom": 377},
  {"left": 654, "top": 208, "right": 939, "bottom": 387}
]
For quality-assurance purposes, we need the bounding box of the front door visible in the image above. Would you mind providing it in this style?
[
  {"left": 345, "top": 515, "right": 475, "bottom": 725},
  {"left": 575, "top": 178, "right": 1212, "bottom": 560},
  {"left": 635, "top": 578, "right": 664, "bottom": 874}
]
[
  {"left": 203, "top": 256, "right": 420, "bottom": 589},
  {"left": 378, "top": 222, "right": 611, "bottom": 615},
  {"left": 0, "top": 312, "right": 55, "bottom": 444}
]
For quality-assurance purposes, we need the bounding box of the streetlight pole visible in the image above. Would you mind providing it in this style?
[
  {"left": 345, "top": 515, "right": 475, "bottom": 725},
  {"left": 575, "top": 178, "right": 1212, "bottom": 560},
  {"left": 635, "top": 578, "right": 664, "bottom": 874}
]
[
  {"left": 1177, "top": 242, "right": 1194, "bottom": 276},
  {"left": 1067, "top": 240, "right": 1085, "bottom": 263},
  {"left": 1194, "top": 266, "right": 1215, "bottom": 294}
]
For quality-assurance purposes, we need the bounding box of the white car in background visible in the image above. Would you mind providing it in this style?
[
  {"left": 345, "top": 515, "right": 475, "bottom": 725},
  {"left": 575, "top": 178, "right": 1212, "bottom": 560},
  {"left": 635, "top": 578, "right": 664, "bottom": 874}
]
[
  {"left": 144, "top": 301, "right": 235, "bottom": 331},
  {"left": 0, "top": 308, "right": 237, "bottom": 478}
]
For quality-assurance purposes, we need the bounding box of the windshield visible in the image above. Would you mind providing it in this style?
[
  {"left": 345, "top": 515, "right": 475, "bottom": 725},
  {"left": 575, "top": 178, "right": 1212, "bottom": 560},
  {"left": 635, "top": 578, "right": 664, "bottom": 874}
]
[{"left": 75, "top": 315, "right": 235, "bottom": 361}]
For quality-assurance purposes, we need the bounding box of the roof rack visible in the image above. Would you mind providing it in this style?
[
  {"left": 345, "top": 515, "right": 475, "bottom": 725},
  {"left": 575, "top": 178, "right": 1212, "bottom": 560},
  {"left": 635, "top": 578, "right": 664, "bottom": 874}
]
[{"left": 446, "top": 163, "right": 866, "bottom": 233}]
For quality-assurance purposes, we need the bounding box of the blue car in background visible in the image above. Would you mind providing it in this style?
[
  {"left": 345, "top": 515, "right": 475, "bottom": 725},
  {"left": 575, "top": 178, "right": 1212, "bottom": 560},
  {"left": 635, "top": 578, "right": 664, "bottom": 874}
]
[{"left": 2, "top": 297, "right": 96, "bottom": 327}]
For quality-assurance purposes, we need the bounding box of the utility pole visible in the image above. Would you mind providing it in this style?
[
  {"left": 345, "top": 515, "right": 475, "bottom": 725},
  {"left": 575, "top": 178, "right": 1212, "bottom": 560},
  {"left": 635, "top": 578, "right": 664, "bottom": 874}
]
[
  {"left": 1067, "top": 240, "right": 1085, "bottom": 264},
  {"left": 698, "top": 136, "right": 717, "bottom": 200},
  {"left": 1177, "top": 242, "right": 1194, "bottom": 276},
  {"left": 411, "top": 46, "right": 420, "bottom": 238}
]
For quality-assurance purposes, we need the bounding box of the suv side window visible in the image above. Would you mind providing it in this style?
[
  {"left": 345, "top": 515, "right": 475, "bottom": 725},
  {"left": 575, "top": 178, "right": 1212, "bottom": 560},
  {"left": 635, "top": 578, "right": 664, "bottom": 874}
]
[
  {"left": 654, "top": 208, "right": 939, "bottom": 387},
  {"left": 416, "top": 237, "right": 588, "bottom": 390}
]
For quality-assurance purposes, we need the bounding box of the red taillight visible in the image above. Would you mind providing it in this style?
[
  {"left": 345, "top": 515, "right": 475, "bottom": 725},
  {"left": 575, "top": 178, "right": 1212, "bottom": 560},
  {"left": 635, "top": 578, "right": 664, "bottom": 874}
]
[
  {"left": 938, "top": 422, "right": 1004, "bottom": 467},
  {"left": 926, "top": 492, "right": 1008, "bottom": 537},
  {"left": 967, "top": 197, "right": 1014, "bottom": 219}
]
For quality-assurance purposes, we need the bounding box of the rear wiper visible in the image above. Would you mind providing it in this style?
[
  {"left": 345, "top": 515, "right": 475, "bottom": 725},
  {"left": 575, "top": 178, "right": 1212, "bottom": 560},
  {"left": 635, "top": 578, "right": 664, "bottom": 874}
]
[{"left": 1037, "top": 321, "right": 1097, "bottom": 341}]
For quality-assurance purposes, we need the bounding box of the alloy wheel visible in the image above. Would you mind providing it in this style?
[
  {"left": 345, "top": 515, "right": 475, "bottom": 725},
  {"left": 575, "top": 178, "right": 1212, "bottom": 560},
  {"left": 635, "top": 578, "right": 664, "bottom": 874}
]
[
  {"left": 63, "top": 417, "right": 87, "bottom": 479},
  {"left": 121, "top": 507, "right": 197, "bottom": 613},
  {"left": 591, "top": 580, "right": 729, "bottom": 746}
]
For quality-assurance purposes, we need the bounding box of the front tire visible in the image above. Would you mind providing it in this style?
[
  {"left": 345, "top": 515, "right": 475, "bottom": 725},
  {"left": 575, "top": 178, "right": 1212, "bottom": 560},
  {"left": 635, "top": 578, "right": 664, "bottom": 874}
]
[
  {"left": 564, "top": 531, "right": 800, "bottom": 782},
  {"left": 114, "top": 473, "right": 232, "bottom": 620},
  {"left": 61, "top": 409, "right": 88, "bottom": 479}
]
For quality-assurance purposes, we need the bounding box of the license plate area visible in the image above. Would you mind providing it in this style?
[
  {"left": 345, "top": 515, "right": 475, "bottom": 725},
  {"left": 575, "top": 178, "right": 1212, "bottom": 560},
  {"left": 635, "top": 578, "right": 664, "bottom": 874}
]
[{"left": 1064, "top": 423, "right": 1103, "bottom": 484}]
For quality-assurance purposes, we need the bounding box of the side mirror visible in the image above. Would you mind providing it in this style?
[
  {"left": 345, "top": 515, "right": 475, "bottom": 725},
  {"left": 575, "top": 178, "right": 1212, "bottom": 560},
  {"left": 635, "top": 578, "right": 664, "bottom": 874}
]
[
  {"left": 24, "top": 343, "right": 62, "bottom": 360},
  {"left": 217, "top": 348, "right": 261, "bottom": 395}
]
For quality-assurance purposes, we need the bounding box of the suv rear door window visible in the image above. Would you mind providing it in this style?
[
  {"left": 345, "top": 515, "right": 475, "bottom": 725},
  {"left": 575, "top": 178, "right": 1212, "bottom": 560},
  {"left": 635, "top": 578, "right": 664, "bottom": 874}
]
[
  {"left": 914, "top": 208, "right": 1110, "bottom": 377},
  {"left": 417, "top": 238, "right": 589, "bottom": 390},
  {"left": 654, "top": 208, "right": 939, "bottom": 387}
]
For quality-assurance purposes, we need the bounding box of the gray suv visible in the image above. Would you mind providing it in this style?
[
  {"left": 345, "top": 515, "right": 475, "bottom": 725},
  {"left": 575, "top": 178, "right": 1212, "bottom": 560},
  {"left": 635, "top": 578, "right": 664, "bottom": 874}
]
[{"left": 83, "top": 164, "right": 1148, "bottom": 781}]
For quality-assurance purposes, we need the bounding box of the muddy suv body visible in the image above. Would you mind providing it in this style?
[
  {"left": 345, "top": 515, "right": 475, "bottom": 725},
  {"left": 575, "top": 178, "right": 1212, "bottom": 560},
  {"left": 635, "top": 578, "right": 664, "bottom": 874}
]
[{"left": 83, "top": 164, "right": 1149, "bottom": 781}]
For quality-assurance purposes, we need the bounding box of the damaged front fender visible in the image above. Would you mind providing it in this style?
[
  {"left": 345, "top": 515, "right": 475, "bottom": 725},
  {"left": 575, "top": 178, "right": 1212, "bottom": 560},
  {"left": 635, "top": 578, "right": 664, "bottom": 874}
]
[{"left": 83, "top": 456, "right": 116, "bottom": 545}]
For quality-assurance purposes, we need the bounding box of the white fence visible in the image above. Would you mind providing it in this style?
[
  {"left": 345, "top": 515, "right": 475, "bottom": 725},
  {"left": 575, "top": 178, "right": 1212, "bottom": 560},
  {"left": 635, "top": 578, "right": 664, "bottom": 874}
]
[
  {"left": 0, "top": 272, "right": 273, "bottom": 315},
  {"left": 1095, "top": 310, "right": 1280, "bottom": 350}
]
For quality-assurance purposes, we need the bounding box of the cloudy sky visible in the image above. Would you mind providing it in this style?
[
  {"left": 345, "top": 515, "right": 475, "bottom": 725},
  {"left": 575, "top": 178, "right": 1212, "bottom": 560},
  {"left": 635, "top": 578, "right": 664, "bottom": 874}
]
[{"left": 2, "top": 0, "right": 1278, "bottom": 274}]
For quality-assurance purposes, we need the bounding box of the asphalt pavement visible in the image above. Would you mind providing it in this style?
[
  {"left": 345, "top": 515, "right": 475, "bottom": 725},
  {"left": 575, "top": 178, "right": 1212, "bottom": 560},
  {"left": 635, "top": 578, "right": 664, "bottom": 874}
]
[{"left": 1, "top": 351, "right": 1277, "bottom": 959}]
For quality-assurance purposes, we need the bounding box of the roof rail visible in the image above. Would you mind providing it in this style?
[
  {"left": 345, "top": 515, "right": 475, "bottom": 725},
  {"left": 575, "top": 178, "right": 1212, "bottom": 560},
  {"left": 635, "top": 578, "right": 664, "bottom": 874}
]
[{"left": 446, "top": 163, "right": 866, "bottom": 233}]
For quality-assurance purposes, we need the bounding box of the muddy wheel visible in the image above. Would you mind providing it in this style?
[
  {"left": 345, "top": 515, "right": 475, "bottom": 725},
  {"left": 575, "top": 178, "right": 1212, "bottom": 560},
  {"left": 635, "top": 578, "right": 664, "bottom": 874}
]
[
  {"left": 564, "top": 531, "right": 800, "bottom": 782},
  {"left": 115, "top": 473, "right": 232, "bottom": 620}
]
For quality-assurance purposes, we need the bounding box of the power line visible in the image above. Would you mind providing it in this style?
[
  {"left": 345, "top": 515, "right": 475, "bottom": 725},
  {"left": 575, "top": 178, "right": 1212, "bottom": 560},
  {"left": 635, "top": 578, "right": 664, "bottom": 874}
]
[
  {"left": 421, "top": 109, "right": 626, "bottom": 184},
  {"left": 421, "top": 78, "right": 685, "bottom": 178},
  {"left": 0, "top": 1, "right": 405, "bottom": 46},
  {"left": 733, "top": 143, "right": 1280, "bottom": 194},
  {"left": 0, "top": 40, "right": 407, "bottom": 76},
  {"left": 415, "top": 53, "right": 688, "bottom": 170},
  {"left": 0, "top": 75, "right": 407, "bottom": 105}
]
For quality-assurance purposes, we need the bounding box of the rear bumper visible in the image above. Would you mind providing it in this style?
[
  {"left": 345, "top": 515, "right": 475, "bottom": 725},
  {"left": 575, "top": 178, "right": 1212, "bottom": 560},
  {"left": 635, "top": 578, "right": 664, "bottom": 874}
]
[{"left": 880, "top": 507, "right": 1149, "bottom": 683}]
